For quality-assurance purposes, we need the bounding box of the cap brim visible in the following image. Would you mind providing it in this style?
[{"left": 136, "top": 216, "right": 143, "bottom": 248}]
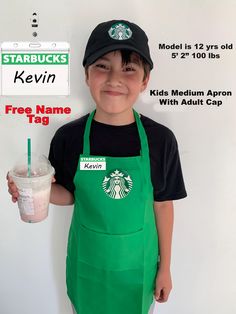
[{"left": 83, "top": 44, "right": 153, "bottom": 69}]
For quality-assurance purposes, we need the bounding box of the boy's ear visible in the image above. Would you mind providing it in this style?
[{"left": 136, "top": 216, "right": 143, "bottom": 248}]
[
  {"left": 85, "top": 69, "right": 89, "bottom": 86},
  {"left": 140, "top": 73, "right": 150, "bottom": 92}
]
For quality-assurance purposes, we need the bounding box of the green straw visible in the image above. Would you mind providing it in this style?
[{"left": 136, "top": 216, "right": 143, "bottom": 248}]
[{"left": 27, "top": 138, "right": 31, "bottom": 177}]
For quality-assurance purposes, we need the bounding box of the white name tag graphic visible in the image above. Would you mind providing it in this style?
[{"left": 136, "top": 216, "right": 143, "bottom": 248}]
[
  {"left": 80, "top": 157, "right": 106, "bottom": 170},
  {"left": 80, "top": 162, "right": 106, "bottom": 170},
  {"left": 1, "top": 42, "right": 70, "bottom": 95}
]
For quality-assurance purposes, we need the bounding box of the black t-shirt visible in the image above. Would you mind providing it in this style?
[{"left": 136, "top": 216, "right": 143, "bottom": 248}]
[{"left": 48, "top": 112, "right": 187, "bottom": 202}]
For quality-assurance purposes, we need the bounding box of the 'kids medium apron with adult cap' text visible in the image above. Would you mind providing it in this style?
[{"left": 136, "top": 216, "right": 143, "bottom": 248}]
[{"left": 66, "top": 109, "right": 160, "bottom": 314}]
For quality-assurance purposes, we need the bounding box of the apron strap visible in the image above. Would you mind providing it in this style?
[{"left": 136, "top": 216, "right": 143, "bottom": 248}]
[
  {"left": 83, "top": 109, "right": 95, "bottom": 155},
  {"left": 133, "top": 110, "right": 152, "bottom": 182}
]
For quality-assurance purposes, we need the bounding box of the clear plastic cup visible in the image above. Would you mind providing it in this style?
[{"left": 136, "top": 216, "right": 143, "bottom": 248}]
[{"left": 9, "top": 153, "right": 55, "bottom": 223}]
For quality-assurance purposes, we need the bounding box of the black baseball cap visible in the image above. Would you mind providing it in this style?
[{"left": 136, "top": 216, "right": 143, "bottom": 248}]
[{"left": 82, "top": 19, "right": 153, "bottom": 69}]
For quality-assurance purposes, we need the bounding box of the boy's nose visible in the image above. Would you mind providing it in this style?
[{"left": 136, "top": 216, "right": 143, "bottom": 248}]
[{"left": 106, "top": 70, "right": 122, "bottom": 86}]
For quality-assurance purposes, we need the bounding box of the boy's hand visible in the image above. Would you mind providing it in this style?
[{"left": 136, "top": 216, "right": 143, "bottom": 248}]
[
  {"left": 6, "top": 172, "right": 56, "bottom": 203},
  {"left": 6, "top": 172, "right": 19, "bottom": 203},
  {"left": 154, "top": 268, "right": 172, "bottom": 303}
]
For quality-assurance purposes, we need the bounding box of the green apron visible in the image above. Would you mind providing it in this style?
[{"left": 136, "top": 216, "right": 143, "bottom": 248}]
[{"left": 66, "top": 109, "right": 160, "bottom": 314}]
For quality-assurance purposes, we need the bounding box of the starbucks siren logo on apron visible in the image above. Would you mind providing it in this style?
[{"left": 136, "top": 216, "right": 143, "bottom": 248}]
[
  {"left": 102, "top": 169, "right": 133, "bottom": 199},
  {"left": 108, "top": 23, "right": 132, "bottom": 40}
]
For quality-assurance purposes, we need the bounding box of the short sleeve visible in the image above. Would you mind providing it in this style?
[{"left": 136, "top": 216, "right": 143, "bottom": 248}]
[
  {"left": 153, "top": 132, "right": 187, "bottom": 202},
  {"left": 48, "top": 129, "right": 75, "bottom": 194}
]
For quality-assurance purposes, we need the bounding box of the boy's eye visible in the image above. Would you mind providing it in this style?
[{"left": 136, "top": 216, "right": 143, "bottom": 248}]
[
  {"left": 123, "top": 64, "right": 136, "bottom": 72},
  {"left": 95, "top": 63, "right": 109, "bottom": 70}
]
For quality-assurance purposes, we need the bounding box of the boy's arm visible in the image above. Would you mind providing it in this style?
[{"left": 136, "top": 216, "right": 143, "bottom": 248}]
[
  {"left": 154, "top": 200, "right": 174, "bottom": 271},
  {"left": 50, "top": 183, "right": 74, "bottom": 205},
  {"left": 153, "top": 200, "right": 173, "bottom": 302}
]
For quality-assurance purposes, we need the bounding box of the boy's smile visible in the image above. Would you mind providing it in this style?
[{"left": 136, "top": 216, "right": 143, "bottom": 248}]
[{"left": 85, "top": 50, "right": 149, "bottom": 125}]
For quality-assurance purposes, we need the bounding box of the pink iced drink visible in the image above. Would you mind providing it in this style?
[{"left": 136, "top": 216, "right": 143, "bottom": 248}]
[
  {"left": 19, "top": 186, "right": 51, "bottom": 223},
  {"left": 10, "top": 153, "right": 54, "bottom": 223}
]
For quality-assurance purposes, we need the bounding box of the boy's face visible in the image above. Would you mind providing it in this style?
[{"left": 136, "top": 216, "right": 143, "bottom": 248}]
[{"left": 85, "top": 50, "right": 149, "bottom": 116}]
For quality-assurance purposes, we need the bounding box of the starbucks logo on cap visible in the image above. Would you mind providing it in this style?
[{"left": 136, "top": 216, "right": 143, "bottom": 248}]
[
  {"left": 108, "top": 23, "right": 132, "bottom": 40},
  {"left": 102, "top": 169, "right": 133, "bottom": 199}
]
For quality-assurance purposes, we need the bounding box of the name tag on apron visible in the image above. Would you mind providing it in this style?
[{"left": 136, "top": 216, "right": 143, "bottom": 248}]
[{"left": 80, "top": 157, "right": 106, "bottom": 170}]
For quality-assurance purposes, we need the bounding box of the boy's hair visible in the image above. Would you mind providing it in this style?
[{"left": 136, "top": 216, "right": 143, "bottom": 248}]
[
  {"left": 85, "top": 49, "right": 151, "bottom": 81},
  {"left": 83, "top": 19, "right": 153, "bottom": 71}
]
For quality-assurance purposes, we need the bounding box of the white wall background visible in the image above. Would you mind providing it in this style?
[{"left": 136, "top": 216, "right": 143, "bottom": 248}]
[{"left": 1, "top": 0, "right": 236, "bottom": 313}]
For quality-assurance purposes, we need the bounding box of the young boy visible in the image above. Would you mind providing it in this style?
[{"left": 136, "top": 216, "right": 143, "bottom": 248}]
[{"left": 8, "top": 20, "right": 187, "bottom": 314}]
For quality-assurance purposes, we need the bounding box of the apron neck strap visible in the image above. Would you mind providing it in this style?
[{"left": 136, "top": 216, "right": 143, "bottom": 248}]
[{"left": 83, "top": 109, "right": 150, "bottom": 160}]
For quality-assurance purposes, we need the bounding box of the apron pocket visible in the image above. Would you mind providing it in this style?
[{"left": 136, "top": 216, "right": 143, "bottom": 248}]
[{"left": 77, "top": 223, "right": 145, "bottom": 271}]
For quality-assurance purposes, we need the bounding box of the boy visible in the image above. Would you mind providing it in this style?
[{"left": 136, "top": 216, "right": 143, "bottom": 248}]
[{"left": 8, "top": 20, "right": 187, "bottom": 314}]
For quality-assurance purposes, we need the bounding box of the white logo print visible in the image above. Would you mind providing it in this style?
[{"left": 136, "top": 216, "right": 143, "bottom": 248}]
[
  {"left": 108, "top": 23, "right": 132, "bottom": 40},
  {"left": 102, "top": 169, "right": 133, "bottom": 199}
]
